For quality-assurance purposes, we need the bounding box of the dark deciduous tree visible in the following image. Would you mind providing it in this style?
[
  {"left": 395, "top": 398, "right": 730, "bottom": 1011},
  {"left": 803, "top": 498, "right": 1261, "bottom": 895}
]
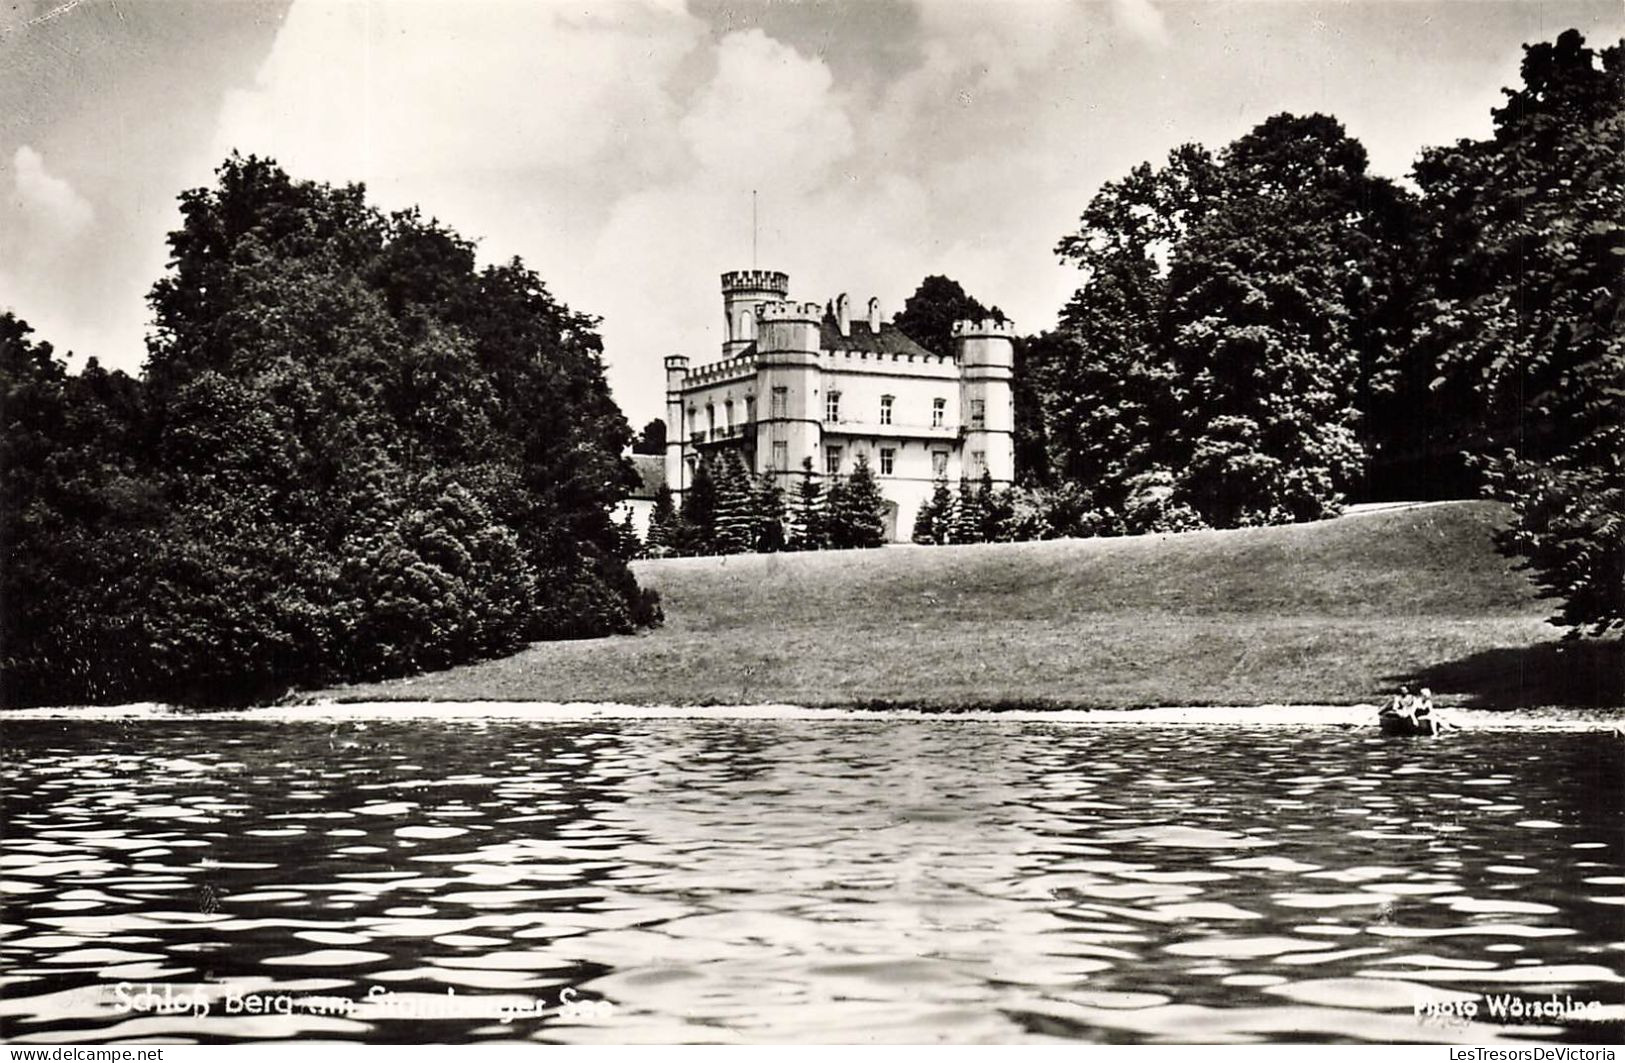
[
  {"left": 893, "top": 275, "right": 1005, "bottom": 357},
  {"left": 2, "top": 154, "right": 657, "bottom": 706},
  {"left": 633, "top": 418, "right": 667, "bottom": 455},
  {"left": 1415, "top": 30, "right": 1624, "bottom": 633}
]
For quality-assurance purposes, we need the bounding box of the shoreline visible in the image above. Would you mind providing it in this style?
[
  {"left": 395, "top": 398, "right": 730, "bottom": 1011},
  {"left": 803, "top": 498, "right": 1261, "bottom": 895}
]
[{"left": 3, "top": 700, "right": 1620, "bottom": 731}]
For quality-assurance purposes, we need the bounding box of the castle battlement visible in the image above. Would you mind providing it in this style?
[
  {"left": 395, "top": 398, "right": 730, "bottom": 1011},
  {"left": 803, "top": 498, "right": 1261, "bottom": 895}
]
[
  {"left": 952, "top": 317, "right": 1018, "bottom": 339},
  {"left": 721, "top": 270, "right": 790, "bottom": 294},
  {"left": 684, "top": 354, "right": 758, "bottom": 386},
  {"left": 757, "top": 300, "right": 823, "bottom": 322}
]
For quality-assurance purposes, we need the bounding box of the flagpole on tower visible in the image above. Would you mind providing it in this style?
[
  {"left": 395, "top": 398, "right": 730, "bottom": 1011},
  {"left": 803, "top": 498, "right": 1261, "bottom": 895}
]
[{"left": 751, "top": 189, "right": 758, "bottom": 269}]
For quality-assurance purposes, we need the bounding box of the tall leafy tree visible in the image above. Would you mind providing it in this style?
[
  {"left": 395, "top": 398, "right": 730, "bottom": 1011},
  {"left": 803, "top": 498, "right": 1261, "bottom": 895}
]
[
  {"left": 1164, "top": 115, "right": 1419, "bottom": 526},
  {"left": 1045, "top": 145, "right": 1222, "bottom": 513},
  {"left": 2, "top": 154, "right": 657, "bottom": 706},
  {"left": 1416, "top": 30, "right": 1624, "bottom": 633}
]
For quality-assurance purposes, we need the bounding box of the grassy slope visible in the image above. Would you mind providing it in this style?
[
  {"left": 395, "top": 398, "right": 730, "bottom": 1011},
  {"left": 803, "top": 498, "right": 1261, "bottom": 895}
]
[{"left": 314, "top": 501, "right": 1621, "bottom": 709}]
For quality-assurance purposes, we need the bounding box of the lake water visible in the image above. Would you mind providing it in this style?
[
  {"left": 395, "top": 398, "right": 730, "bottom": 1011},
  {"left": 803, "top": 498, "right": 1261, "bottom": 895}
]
[{"left": 2, "top": 716, "right": 1621, "bottom": 1044}]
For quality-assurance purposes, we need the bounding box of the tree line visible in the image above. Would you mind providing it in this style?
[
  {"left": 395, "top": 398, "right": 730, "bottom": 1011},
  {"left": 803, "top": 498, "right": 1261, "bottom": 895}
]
[
  {"left": 643, "top": 452, "right": 889, "bottom": 556},
  {"left": 1, "top": 155, "right": 659, "bottom": 707},
  {"left": 908, "top": 30, "right": 1619, "bottom": 635}
]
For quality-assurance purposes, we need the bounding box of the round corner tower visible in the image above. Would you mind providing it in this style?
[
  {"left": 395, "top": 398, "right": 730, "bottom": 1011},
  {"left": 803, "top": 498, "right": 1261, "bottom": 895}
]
[
  {"left": 663, "top": 353, "right": 691, "bottom": 498},
  {"left": 955, "top": 317, "right": 1017, "bottom": 485},
  {"left": 721, "top": 270, "right": 789, "bottom": 357}
]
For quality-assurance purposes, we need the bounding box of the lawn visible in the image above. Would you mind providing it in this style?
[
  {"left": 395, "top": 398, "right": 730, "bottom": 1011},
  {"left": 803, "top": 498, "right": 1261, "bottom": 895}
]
[{"left": 310, "top": 501, "right": 1621, "bottom": 710}]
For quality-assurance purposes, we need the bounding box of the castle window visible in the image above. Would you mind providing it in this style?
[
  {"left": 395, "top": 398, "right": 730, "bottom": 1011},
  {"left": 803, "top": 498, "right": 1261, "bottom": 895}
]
[
  {"left": 972, "top": 450, "right": 986, "bottom": 476},
  {"left": 880, "top": 448, "right": 895, "bottom": 476},
  {"left": 771, "top": 387, "right": 787, "bottom": 418},
  {"left": 932, "top": 450, "right": 949, "bottom": 476},
  {"left": 772, "top": 441, "right": 788, "bottom": 471},
  {"left": 970, "top": 399, "right": 985, "bottom": 428},
  {"left": 707, "top": 404, "right": 716, "bottom": 438},
  {"left": 880, "top": 395, "right": 893, "bottom": 425},
  {"left": 932, "top": 398, "right": 946, "bottom": 428},
  {"left": 825, "top": 445, "right": 843, "bottom": 477},
  {"left": 826, "top": 391, "right": 840, "bottom": 424},
  {"left": 724, "top": 400, "right": 734, "bottom": 432},
  {"left": 746, "top": 396, "right": 756, "bottom": 423},
  {"left": 688, "top": 407, "right": 698, "bottom": 435}
]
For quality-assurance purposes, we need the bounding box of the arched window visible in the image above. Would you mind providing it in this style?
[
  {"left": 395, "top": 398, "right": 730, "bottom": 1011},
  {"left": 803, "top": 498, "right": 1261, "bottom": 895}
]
[{"left": 736, "top": 310, "right": 755, "bottom": 342}]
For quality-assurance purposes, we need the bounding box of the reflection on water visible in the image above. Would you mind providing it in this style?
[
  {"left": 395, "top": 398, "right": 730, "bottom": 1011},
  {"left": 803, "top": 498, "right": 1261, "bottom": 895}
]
[{"left": 1, "top": 719, "right": 1621, "bottom": 1044}]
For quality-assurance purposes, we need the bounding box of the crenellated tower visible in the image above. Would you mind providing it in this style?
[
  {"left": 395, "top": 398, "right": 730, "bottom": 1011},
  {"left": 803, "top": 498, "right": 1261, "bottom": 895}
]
[
  {"left": 955, "top": 317, "right": 1017, "bottom": 485},
  {"left": 721, "top": 270, "right": 789, "bottom": 357},
  {"left": 754, "top": 298, "right": 824, "bottom": 488}
]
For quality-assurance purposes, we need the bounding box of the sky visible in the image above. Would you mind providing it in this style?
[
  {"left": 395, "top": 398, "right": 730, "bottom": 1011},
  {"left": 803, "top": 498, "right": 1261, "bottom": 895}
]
[{"left": 2, "top": 0, "right": 1621, "bottom": 425}]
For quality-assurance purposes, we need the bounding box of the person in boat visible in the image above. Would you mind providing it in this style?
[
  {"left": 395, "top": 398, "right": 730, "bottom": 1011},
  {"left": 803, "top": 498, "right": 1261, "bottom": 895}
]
[
  {"left": 1382, "top": 686, "right": 1418, "bottom": 723},
  {"left": 1380, "top": 686, "right": 1444, "bottom": 733}
]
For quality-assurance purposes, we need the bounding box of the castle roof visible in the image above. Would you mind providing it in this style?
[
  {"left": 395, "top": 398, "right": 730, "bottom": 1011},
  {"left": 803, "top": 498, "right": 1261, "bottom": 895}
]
[
  {"left": 817, "top": 314, "right": 939, "bottom": 359},
  {"left": 627, "top": 454, "right": 666, "bottom": 500}
]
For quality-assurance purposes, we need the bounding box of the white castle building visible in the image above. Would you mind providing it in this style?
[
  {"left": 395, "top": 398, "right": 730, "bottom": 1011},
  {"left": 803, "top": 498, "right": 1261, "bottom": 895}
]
[{"left": 664, "top": 270, "right": 1015, "bottom": 541}]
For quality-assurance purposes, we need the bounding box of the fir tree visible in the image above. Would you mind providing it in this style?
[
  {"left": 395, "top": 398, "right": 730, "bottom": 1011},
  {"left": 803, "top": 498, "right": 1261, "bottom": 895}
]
[
  {"left": 712, "top": 451, "right": 756, "bottom": 554},
  {"left": 754, "top": 472, "right": 787, "bottom": 553},
  {"left": 978, "top": 469, "right": 1013, "bottom": 542},
  {"left": 827, "top": 453, "right": 887, "bottom": 549},
  {"left": 952, "top": 477, "right": 984, "bottom": 544},
  {"left": 911, "top": 486, "right": 939, "bottom": 544},
  {"left": 679, "top": 457, "right": 718, "bottom": 555},
  {"left": 789, "top": 457, "right": 825, "bottom": 550},
  {"left": 646, "top": 485, "right": 677, "bottom": 555},
  {"left": 927, "top": 476, "right": 955, "bottom": 544},
  {"left": 616, "top": 508, "right": 642, "bottom": 559}
]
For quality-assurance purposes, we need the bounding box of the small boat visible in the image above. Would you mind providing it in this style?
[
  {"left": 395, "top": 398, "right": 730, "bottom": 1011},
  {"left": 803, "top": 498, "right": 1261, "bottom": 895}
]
[
  {"left": 1378, "top": 687, "right": 1452, "bottom": 736},
  {"left": 1379, "top": 711, "right": 1446, "bottom": 737}
]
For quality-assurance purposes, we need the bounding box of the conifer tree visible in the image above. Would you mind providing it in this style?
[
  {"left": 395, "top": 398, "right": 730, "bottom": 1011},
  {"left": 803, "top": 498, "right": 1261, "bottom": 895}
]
[
  {"left": 789, "top": 457, "right": 825, "bottom": 550},
  {"left": 978, "top": 469, "right": 1013, "bottom": 542},
  {"left": 646, "top": 485, "right": 676, "bottom": 555},
  {"left": 952, "top": 477, "right": 984, "bottom": 544},
  {"left": 910, "top": 488, "right": 938, "bottom": 544},
  {"left": 754, "top": 472, "right": 787, "bottom": 553},
  {"left": 616, "top": 508, "right": 642, "bottom": 559},
  {"left": 712, "top": 450, "right": 756, "bottom": 554},
  {"left": 926, "top": 476, "right": 954, "bottom": 544},
  {"left": 679, "top": 456, "right": 718, "bottom": 555},
  {"left": 827, "top": 453, "right": 887, "bottom": 549}
]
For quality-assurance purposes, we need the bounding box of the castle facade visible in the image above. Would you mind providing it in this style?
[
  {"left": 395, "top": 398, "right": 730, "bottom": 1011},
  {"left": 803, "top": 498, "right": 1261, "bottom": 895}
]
[{"left": 664, "top": 270, "right": 1015, "bottom": 541}]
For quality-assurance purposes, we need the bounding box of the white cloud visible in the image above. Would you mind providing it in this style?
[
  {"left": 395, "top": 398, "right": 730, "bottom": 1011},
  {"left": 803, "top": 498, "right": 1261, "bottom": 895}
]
[
  {"left": 1111, "top": 0, "right": 1168, "bottom": 47},
  {"left": 10, "top": 145, "right": 94, "bottom": 241},
  {"left": 678, "top": 30, "right": 854, "bottom": 195}
]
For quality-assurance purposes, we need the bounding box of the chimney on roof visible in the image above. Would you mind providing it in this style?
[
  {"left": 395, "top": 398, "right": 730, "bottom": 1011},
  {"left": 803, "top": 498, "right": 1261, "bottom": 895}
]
[
  {"left": 867, "top": 297, "right": 881, "bottom": 332},
  {"left": 836, "top": 293, "right": 850, "bottom": 337}
]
